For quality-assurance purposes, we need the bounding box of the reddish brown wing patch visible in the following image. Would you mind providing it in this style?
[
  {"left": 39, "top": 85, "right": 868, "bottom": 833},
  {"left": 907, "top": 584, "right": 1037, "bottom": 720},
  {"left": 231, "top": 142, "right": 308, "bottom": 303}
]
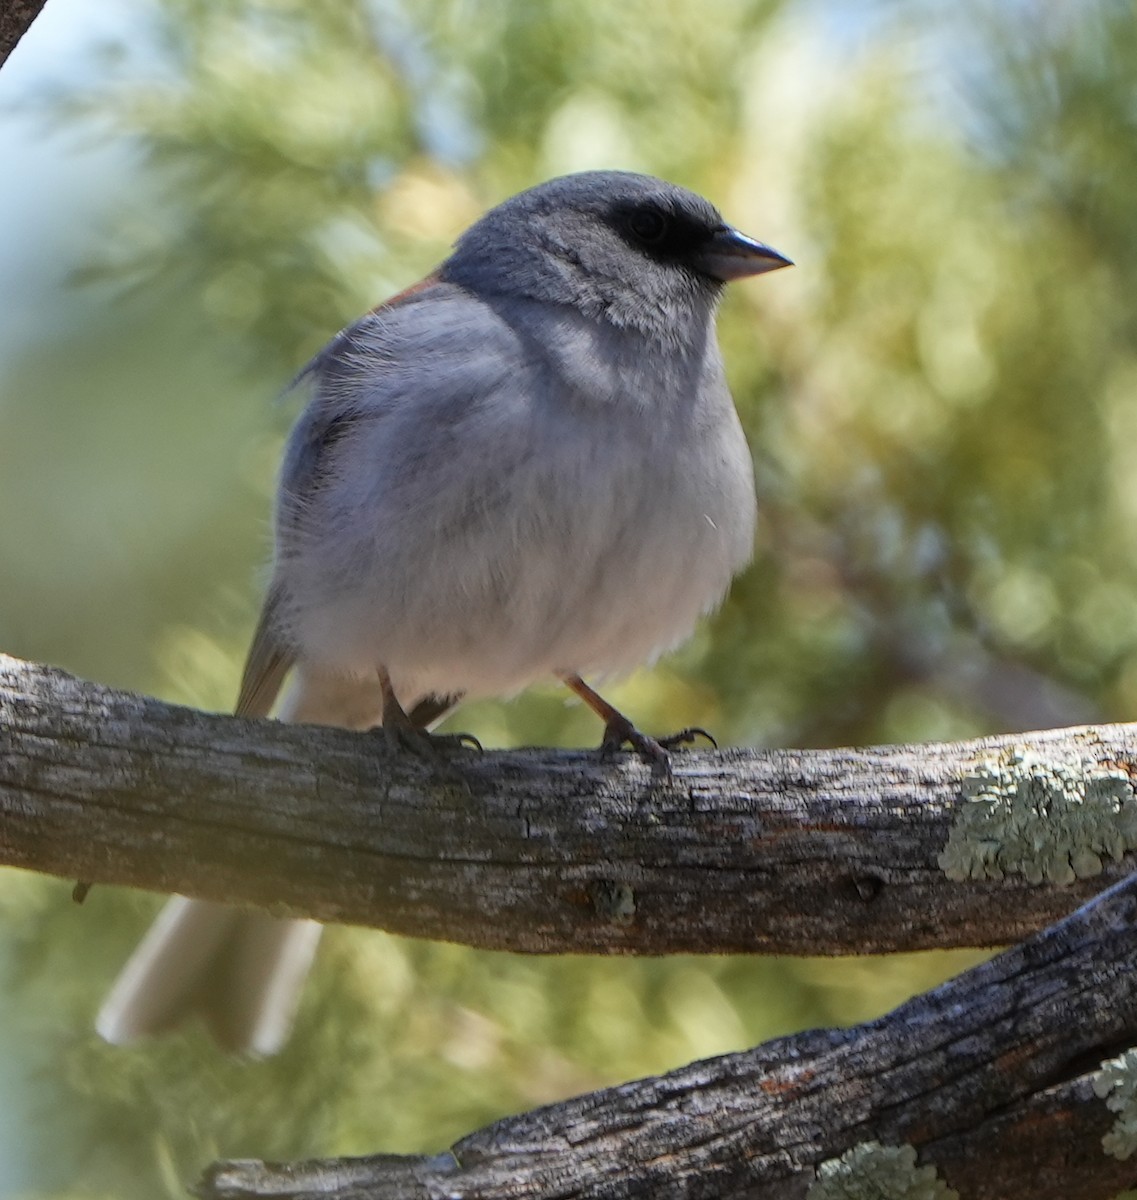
[{"left": 367, "top": 270, "right": 443, "bottom": 316}]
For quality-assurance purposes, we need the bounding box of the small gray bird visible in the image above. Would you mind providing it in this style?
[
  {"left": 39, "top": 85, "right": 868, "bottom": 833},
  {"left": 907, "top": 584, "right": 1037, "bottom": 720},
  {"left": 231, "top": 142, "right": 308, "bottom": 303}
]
[{"left": 96, "top": 170, "right": 791, "bottom": 1055}]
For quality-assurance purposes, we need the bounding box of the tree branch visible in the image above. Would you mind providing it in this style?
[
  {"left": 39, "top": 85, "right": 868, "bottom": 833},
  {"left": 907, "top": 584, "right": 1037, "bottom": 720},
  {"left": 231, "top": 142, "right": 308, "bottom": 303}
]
[
  {"left": 3, "top": 652, "right": 1137, "bottom": 955},
  {"left": 5, "top": 652, "right": 1137, "bottom": 1195},
  {"left": 198, "top": 871, "right": 1137, "bottom": 1199},
  {"left": 0, "top": 0, "right": 48, "bottom": 68}
]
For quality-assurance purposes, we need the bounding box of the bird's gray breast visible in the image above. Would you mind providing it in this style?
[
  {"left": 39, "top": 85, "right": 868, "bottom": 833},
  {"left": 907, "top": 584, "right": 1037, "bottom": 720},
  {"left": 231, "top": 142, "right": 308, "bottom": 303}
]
[{"left": 277, "top": 292, "right": 756, "bottom": 698}]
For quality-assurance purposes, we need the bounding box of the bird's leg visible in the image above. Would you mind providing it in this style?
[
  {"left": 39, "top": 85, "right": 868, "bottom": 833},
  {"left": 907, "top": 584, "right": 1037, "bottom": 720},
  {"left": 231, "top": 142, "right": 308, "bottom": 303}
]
[
  {"left": 558, "top": 673, "right": 716, "bottom": 775},
  {"left": 378, "top": 669, "right": 480, "bottom": 758},
  {"left": 407, "top": 692, "right": 463, "bottom": 731}
]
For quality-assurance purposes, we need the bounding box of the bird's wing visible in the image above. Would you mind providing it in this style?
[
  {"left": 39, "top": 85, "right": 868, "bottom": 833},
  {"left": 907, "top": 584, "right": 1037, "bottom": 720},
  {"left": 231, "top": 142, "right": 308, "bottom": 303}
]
[
  {"left": 236, "top": 273, "right": 449, "bottom": 720},
  {"left": 278, "top": 272, "right": 450, "bottom": 534},
  {"left": 235, "top": 585, "right": 293, "bottom": 718}
]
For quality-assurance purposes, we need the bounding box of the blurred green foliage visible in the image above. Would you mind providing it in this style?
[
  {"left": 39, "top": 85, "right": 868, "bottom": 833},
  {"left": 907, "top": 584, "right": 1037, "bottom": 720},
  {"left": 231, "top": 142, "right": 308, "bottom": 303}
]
[{"left": 3, "top": 0, "right": 1137, "bottom": 1194}]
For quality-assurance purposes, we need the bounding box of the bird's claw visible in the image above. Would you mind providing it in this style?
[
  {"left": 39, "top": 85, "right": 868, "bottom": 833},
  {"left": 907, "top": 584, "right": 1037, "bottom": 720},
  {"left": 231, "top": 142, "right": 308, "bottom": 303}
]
[
  {"left": 656, "top": 726, "right": 718, "bottom": 751},
  {"left": 600, "top": 717, "right": 716, "bottom": 777},
  {"left": 380, "top": 722, "right": 479, "bottom": 791},
  {"left": 384, "top": 724, "right": 481, "bottom": 756}
]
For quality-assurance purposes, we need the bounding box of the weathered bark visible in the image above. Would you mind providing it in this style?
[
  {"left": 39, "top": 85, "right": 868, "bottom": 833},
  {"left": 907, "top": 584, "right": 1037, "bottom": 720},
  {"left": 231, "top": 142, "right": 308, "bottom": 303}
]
[
  {"left": 2, "top": 652, "right": 1136, "bottom": 955},
  {"left": 4, "top": 652, "right": 1137, "bottom": 1196},
  {"left": 199, "top": 872, "right": 1137, "bottom": 1199},
  {"left": 0, "top": 0, "right": 48, "bottom": 68}
]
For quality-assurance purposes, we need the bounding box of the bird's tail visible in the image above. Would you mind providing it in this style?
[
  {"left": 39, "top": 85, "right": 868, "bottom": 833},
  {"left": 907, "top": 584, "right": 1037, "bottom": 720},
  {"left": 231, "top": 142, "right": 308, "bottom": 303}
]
[
  {"left": 95, "top": 669, "right": 383, "bottom": 1056},
  {"left": 95, "top": 897, "right": 323, "bottom": 1056}
]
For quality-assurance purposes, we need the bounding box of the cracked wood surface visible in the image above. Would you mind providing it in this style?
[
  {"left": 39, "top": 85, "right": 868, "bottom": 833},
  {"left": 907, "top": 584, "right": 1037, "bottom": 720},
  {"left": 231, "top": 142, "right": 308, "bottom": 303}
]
[
  {"left": 0, "top": 0, "right": 48, "bottom": 67},
  {"left": 199, "top": 872, "right": 1137, "bottom": 1198},
  {"left": 3, "top": 652, "right": 1137, "bottom": 955}
]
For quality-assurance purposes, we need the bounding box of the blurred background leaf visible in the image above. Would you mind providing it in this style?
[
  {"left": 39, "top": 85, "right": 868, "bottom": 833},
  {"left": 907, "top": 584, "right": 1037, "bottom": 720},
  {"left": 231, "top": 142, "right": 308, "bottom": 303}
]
[{"left": 1, "top": 0, "right": 1135, "bottom": 1194}]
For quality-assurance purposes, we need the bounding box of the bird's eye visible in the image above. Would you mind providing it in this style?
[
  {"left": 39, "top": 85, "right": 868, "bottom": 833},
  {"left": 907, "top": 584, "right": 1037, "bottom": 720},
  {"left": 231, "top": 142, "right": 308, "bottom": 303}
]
[{"left": 627, "top": 207, "right": 669, "bottom": 245}]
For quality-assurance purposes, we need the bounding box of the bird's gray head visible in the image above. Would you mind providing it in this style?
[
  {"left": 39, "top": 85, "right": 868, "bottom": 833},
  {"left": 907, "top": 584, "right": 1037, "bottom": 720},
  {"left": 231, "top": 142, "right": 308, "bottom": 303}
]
[{"left": 441, "top": 171, "right": 791, "bottom": 345}]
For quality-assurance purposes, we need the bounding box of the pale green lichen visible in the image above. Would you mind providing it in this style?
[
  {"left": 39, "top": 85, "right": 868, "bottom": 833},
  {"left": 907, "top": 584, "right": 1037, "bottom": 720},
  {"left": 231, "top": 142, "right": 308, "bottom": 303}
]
[
  {"left": 1094, "top": 1049, "right": 1137, "bottom": 1160},
  {"left": 938, "top": 749, "right": 1137, "bottom": 885},
  {"left": 807, "top": 1141, "right": 958, "bottom": 1200}
]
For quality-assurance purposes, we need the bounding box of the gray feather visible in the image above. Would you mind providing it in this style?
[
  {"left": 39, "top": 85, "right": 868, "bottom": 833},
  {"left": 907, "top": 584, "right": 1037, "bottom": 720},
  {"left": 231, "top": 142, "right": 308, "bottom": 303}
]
[{"left": 235, "top": 586, "right": 293, "bottom": 719}]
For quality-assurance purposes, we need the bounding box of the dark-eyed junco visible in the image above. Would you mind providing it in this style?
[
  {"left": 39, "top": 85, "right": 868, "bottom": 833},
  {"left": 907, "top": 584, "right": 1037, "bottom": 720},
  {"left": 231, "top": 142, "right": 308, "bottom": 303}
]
[{"left": 97, "top": 170, "right": 791, "bottom": 1054}]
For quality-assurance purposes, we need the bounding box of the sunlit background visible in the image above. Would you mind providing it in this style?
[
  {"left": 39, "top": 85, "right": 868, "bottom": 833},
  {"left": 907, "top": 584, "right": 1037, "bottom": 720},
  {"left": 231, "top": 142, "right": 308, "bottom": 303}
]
[{"left": 2, "top": 0, "right": 1136, "bottom": 1194}]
